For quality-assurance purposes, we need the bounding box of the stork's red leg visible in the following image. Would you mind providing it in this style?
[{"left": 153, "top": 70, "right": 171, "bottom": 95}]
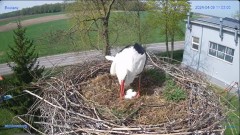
[
  {"left": 119, "top": 86, "right": 122, "bottom": 99},
  {"left": 120, "top": 80, "right": 125, "bottom": 99},
  {"left": 137, "top": 75, "right": 141, "bottom": 98}
]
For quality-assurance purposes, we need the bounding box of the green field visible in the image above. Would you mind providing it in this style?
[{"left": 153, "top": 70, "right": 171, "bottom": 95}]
[
  {"left": 0, "top": 11, "right": 186, "bottom": 63},
  {"left": 0, "top": 19, "right": 73, "bottom": 63},
  {"left": 0, "top": 12, "right": 64, "bottom": 26}
]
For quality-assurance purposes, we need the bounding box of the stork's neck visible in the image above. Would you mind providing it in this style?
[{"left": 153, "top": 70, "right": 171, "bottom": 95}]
[{"left": 117, "top": 69, "right": 128, "bottom": 84}]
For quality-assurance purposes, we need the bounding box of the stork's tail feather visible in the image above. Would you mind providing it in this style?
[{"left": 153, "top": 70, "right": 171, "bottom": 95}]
[{"left": 105, "top": 55, "right": 116, "bottom": 75}]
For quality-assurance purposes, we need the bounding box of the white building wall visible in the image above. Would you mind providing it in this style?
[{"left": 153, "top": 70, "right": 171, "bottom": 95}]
[
  {"left": 183, "top": 24, "right": 239, "bottom": 88},
  {"left": 182, "top": 25, "right": 203, "bottom": 70}
]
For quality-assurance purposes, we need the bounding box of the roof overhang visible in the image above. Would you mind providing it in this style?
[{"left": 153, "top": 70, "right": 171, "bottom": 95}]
[{"left": 190, "top": 20, "right": 239, "bottom": 35}]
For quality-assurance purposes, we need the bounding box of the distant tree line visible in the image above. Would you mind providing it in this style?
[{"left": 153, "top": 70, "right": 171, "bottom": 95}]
[{"left": 0, "top": 3, "right": 65, "bottom": 19}]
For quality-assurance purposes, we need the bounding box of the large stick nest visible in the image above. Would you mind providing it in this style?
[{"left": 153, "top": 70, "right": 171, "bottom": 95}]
[{"left": 20, "top": 53, "right": 226, "bottom": 134}]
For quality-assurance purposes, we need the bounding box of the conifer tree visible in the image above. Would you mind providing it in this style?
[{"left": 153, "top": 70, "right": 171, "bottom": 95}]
[{"left": 8, "top": 21, "right": 44, "bottom": 84}]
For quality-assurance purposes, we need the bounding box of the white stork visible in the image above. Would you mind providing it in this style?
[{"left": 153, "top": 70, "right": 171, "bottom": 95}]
[{"left": 105, "top": 43, "right": 147, "bottom": 99}]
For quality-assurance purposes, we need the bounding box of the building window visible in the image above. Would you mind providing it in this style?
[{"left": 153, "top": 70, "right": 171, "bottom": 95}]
[
  {"left": 209, "top": 42, "right": 234, "bottom": 63},
  {"left": 192, "top": 36, "right": 200, "bottom": 50}
]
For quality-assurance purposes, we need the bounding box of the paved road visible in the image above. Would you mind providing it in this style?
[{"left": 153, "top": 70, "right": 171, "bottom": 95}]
[{"left": 0, "top": 41, "right": 184, "bottom": 75}]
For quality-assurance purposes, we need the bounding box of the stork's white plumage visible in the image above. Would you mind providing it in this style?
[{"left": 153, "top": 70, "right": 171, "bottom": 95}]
[{"left": 105, "top": 43, "right": 147, "bottom": 99}]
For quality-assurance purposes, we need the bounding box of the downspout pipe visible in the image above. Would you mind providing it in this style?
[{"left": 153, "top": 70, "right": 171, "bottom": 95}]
[
  {"left": 234, "top": 26, "right": 239, "bottom": 44},
  {"left": 187, "top": 12, "right": 191, "bottom": 30},
  {"left": 219, "top": 18, "right": 223, "bottom": 40},
  {"left": 197, "top": 25, "right": 204, "bottom": 71}
]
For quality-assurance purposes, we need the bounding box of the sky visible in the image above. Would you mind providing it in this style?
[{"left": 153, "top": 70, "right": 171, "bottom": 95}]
[
  {"left": 0, "top": 0, "right": 64, "bottom": 14},
  {"left": 190, "top": 0, "right": 240, "bottom": 18},
  {"left": 0, "top": 0, "right": 239, "bottom": 18}
]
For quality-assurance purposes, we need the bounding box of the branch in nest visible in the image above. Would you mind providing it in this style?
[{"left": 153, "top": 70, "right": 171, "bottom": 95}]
[{"left": 146, "top": 52, "right": 208, "bottom": 87}]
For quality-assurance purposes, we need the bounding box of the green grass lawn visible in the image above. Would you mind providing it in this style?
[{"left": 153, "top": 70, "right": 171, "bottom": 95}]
[
  {"left": 0, "top": 12, "right": 64, "bottom": 26},
  {"left": 0, "top": 19, "right": 72, "bottom": 63}
]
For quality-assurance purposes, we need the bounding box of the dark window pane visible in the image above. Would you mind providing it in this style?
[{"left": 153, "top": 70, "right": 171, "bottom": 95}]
[
  {"left": 218, "top": 45, "right": 226, "bottom": 52},
  {"left": 213, "top": 43, "right": 217, "bottom": 49},
  {"left": 193, "top": 37, "right": 199, "bottom": 43},
  {"left": 209, "top": 49, "right": 216, "bottom": 56},
  {"left": 225, "top": 55, "right": 233, "bottom": 63},
  {"left": 209, "top": 42, "right": 217, "bottom": 49},
  {"left": 226, "top": 47, "right": 234, "bottom": 56},
  {"left": 217, "top": 52, "right": 225, "bottom": 59},
  {"left": 209, "top": 42, "right": 213, "bottom": 48},
  {"left": 192, "top": 44, "right": 199, "bottom": 50}
]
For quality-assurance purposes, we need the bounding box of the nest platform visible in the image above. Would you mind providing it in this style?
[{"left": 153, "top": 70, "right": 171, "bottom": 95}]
[{"left": 19, "top": 53, "right": 226, "bottom": 135}]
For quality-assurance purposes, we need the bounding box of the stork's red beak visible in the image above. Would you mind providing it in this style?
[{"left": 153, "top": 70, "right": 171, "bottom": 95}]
[{"left": 120, "top": 80, "right": 125, "bottom": 99}]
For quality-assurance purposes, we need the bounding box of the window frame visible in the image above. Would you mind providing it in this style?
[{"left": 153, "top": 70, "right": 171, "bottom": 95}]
[
  {"left": 191, "top": 36, "right": 200, "bottom": 51},
  {"left": 208, "top": 41, "right": 234, "bottom": 63}
]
